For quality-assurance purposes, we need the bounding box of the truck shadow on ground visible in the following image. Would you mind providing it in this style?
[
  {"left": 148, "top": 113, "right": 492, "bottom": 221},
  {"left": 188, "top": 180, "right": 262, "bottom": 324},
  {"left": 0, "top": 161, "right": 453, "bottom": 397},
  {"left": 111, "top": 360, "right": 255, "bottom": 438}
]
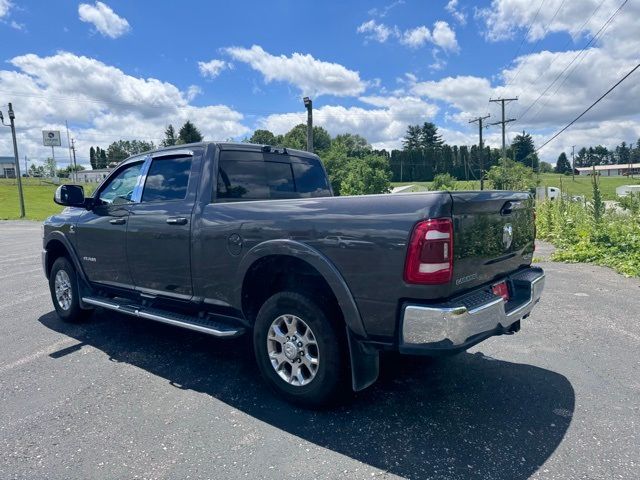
[{"left": 40, "top": 309, "right": 574, "bottom": 480}]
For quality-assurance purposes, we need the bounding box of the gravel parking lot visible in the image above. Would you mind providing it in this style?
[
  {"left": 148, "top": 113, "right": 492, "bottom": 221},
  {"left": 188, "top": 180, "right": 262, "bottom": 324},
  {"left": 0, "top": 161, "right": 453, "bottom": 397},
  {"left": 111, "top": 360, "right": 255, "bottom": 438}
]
[{"left": 1, "top": 220, "right": 638, "bottom": 479}]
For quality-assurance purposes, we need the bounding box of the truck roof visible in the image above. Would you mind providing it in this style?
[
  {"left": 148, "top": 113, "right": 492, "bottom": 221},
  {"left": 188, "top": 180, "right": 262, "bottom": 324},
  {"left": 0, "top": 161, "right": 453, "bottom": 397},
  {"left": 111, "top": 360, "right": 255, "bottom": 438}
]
[{"left": 120, "top": 141, "right": 320, "bottom": 166}]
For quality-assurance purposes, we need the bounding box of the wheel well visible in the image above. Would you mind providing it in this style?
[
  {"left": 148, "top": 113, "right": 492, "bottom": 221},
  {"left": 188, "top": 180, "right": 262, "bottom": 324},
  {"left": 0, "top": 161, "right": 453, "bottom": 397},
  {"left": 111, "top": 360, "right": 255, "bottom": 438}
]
[
  {"left": 45, "top": 239, "right": 70, "bottom": 277},
  {"left": 242, "top": 255, "right": 343, "bottom": 324}
]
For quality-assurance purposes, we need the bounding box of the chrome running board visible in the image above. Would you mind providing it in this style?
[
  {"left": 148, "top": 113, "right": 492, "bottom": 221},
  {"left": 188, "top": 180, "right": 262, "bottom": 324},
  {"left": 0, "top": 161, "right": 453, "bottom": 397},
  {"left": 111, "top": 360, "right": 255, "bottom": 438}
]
[{"left": 82, "top": 296, "right": 244, "bottom": 338}]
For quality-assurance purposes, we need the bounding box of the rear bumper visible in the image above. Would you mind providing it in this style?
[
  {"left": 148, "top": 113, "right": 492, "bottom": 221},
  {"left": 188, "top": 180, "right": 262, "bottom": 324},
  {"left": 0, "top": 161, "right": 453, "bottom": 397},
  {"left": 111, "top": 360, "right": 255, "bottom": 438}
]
[{"left": 399, "top": 267, "right": 545, "bottom": 355}]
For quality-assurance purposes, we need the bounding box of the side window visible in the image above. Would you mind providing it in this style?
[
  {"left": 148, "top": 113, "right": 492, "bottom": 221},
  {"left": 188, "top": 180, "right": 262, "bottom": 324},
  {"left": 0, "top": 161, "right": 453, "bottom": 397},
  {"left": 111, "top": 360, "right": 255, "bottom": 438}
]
[
  {"left": 217, "top": 161, "right": 268, "bottom": 201},
  {"left": 216, "top": 160, "right": 297, "bottom": 202},
  {"left": 141, "top": 156, "right": 192, "bottom": 202},
  {"left": 291, "top": 158, "right": 332, "bottom": 197},
  {"left": 266, "top": 162, "right": 295, "bottom": 198},
  {"left": 98, "top": 162, "right": 143, "bottom": 205}
]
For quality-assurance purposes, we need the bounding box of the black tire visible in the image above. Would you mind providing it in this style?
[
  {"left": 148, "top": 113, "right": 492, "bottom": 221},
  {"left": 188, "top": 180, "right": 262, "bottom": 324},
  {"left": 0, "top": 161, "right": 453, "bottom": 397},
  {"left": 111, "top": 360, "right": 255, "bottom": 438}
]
[
  {"left": 253, "top": 291, "right": 348, "bottom": 407},
  {"left": 49, "top": 256, "right": 92, "bottom": 323}
]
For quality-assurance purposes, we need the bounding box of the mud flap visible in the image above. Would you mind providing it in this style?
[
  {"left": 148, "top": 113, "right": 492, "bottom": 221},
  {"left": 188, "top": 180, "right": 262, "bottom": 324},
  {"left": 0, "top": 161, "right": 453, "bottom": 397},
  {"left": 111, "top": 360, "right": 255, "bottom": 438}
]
[{"left": 346, "top": 327, "right": 379, "bottom": 391}]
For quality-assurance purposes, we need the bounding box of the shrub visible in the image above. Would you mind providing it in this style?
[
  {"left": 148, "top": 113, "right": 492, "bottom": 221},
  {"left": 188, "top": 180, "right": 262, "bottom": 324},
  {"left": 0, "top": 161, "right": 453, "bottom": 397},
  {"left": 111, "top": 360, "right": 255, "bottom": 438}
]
[
  {"left": 536, "top": 198, "right": 640, "bottom": 277},
  {"left": 432, "top": 173, "right": 457, "bottom": 191}
]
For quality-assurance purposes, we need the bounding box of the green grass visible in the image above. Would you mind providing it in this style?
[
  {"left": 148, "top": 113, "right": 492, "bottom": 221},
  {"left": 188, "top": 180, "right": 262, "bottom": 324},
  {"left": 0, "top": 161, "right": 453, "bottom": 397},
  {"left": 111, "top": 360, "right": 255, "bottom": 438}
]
[
  {"left": 0, "top": 178, "right": 96, "bottom": 221},
  {"left": 392, "top": 173, "right": 640, "bottom": 200},
  {"left": 537, "top": 173, "right": 640, "bottom": 200}
]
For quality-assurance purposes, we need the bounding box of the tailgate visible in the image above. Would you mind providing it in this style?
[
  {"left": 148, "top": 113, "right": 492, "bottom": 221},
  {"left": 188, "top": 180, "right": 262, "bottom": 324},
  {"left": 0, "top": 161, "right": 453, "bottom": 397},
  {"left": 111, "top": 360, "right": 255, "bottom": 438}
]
[{"left": 449, "top": 191, "right": 535, "bottom": 294}]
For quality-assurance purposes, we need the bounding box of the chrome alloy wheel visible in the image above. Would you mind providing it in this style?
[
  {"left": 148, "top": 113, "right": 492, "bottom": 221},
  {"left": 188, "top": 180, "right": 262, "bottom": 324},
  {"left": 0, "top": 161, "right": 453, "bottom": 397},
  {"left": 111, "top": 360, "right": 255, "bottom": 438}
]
[
  {"left": 54, "top": 270, "right": 72, "bottom": 311},
  {"left": 267, "top": 314, "right": 320, "bottom": 386}
]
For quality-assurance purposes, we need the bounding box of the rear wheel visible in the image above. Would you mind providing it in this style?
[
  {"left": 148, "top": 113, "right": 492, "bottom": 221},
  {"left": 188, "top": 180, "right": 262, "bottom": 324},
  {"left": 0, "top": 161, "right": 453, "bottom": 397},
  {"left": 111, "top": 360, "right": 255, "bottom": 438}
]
[
  {"left": 49, "top": 256, "right": 92, "bottom": 322},
  {"left": 253, "top": 291, "right": 348, "bottom": 407}
]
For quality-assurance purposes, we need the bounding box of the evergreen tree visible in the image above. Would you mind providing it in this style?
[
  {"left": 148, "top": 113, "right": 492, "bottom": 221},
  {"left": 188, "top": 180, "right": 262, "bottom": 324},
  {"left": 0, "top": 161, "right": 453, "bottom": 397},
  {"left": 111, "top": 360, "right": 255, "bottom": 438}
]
[
  {"left": 511, "top": 132, "right": 539, "bottom": 170},
  {"left": 555, "top": 152, "right": 572, "bottom": 174},
  {"left": 161, "top": 124, "right": 177, "bottom": 147},
  {"left": 420, "top": 122, "right": 443, "bottom": 149},
  {"left": 98, "top": 148, "right": 108, "bottom": 169},
  {"left": 89, "top": 146, "right": 97, "bottom": 169},
  {"left": 616, "top": 142, "right": 631, "bottom": 165},
  {"left": 178, "top": 121, "right": 204, "bottom": 144},
  {"left": 402, "top": 125, "right": 423, "bottom": 151}
]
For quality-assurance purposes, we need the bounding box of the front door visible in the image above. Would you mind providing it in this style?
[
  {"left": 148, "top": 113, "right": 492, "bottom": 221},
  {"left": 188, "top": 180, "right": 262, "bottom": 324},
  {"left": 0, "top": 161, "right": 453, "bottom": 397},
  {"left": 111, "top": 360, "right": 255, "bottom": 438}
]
[
  {"left": 126, "top": 150, "right": 199, "bottom": 299},
  {"left": 75, "top": 160, "right": 144, "bottom": 289}
]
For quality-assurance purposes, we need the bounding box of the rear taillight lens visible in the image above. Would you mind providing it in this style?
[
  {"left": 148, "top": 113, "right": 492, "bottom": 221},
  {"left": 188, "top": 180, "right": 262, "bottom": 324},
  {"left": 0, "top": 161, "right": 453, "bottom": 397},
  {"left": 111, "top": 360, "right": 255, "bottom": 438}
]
[{"left": 404, "top": 218, "right": 453, "bottom": 284}]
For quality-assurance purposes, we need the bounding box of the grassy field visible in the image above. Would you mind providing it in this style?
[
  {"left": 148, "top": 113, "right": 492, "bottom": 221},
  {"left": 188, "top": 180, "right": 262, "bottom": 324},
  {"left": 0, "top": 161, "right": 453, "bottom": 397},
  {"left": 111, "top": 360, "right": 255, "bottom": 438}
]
[
  {"left": 0, "top": 178, "right": 96, "bottom": 221},
  {"left": 392, "top": 173, "right": 640, "bottom": 200}
]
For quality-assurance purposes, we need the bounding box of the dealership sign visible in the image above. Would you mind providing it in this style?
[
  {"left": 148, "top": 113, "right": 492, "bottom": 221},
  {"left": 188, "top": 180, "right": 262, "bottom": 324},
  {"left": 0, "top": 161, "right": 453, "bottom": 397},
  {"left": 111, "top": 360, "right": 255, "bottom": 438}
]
[{"left": 42, "top": 130, "right": 62, "bottom": 147}]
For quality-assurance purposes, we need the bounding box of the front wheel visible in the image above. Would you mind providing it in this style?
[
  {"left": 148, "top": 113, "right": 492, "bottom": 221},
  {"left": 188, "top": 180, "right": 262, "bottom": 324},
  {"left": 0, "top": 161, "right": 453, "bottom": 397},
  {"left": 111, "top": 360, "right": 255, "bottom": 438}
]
[
  {"left": 49, "top": 256, "right": 92, "bottom": 323},
  {"left": 253, "top": 291, "right": 348, "bottom": 407}
]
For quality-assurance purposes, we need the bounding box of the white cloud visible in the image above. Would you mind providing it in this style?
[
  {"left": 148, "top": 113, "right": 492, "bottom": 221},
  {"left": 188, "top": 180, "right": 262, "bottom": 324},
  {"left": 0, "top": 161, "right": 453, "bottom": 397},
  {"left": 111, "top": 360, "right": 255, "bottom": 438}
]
[
  {"left": 0, "top": 0, "right": 11, "bottom": 18},
  {"left": 186, "top": 85, "right": 202, "bottom": 101},
  {"left": 0, "top": 52, "right": 249, "bottom": 167},
  {"left": 445, "top": 0, "right": 467, "bottom": 25},
  {"left": 10, "top": 19, "right": 24, "bottom": 31},
  {"left": 407, "top": 0, "right": 640, "bottom": 161},
  {"left": 368, "top": 0, "right": 405, "bottom": 18},
  {"left": 258, "top": 96, "right": 439, "bottom": 147},
  {"left": 357, "top": 19, "right": 396, "bottom": 43},
  {"left": 400, "top": 26, "right": 431, "bottom": 48},
  {"left": 359, "top": 20, "right": 459, "bottom": 53},
  {"left": 224, "top": 45, "right": 366, "bottom": 97},
  {"left": 78, "top": 1, "right": 130, "bottom": 39},
  {"left": 476, "top": 0, "right": 630, "bottom": 43},
  {"left": 432, "top": 21, "right": 459, "bottom": 52},
  {"left": 198, "top": 59, "right": 231, "bottom": 79}
]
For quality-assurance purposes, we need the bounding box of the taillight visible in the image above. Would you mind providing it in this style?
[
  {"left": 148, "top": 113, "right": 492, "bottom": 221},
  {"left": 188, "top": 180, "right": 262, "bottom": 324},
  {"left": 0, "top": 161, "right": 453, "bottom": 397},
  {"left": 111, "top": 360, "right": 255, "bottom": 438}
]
[{"left": 404, "top": 218, "right": 453, "bottom": 284}]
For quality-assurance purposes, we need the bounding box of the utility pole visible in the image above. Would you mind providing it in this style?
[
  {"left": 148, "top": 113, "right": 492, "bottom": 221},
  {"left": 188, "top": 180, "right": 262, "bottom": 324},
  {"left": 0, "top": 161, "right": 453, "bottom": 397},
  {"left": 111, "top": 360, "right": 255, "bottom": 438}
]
[
  {"left": 0, "top": 104, "right": 26, "bottom": 217},
  {"left": 65, "top": 120, "right": 75, "bottom": 182},
  {"left": 469, "top": 114, "right": 490, "bottom": 190},
  {"left": 571, "top": 145, "right": 576, "bottom": 180},
  {"left": 24, "top": 155, "right": 28, "bottom": 177},
  {"left": 70, "top": 138, "right": 78, "bottom": 182},
  {"left": 303, "top": 97, "right": 313, "bottom": 153},
  {"left": 627, "top": 142, "right": 633, "bottom": 182},
  {"left": 489, "top": 97, "right": 517, "bottom": 160}
]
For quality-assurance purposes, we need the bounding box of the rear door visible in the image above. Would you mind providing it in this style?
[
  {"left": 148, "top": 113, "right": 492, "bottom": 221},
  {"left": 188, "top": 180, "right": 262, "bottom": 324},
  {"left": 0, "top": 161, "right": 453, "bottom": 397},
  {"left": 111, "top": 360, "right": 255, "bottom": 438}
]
[
  {"left": 449, "top": 191, "right": 535, "bottom": 294},
  {"left": 126, "top": 148, "right": 202, "bottom": 299}
]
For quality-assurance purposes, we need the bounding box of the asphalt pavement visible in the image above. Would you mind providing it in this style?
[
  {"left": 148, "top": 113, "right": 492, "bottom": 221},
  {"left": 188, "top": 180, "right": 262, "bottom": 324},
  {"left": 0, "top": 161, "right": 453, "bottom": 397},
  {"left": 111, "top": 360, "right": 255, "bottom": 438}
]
[{"left": 0, "top": 220, "right": 638, "bottom": 479}]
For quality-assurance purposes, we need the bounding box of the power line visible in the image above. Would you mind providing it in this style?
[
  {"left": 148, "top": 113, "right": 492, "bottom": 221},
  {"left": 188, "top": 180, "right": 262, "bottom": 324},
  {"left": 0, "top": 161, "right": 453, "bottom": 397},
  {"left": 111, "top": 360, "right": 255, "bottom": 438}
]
[
  {"left": 517, "top": 0, "right": 629, "bottom": 124},
  {"left": 505, "top": 0, "right": 566, "bottom": 89},
  {"left": 536, "top": 61, "right": 640, "bottom": 152},
  {"left": 503, "top": 0, "right": 546, "bottom": 84}
]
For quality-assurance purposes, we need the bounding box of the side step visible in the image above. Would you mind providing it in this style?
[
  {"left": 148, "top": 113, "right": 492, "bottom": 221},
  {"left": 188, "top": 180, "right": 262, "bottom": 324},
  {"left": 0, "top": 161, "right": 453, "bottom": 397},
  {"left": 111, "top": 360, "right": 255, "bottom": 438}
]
[{"left": 82, "top": 296, "right": 245, "bottom": 338}]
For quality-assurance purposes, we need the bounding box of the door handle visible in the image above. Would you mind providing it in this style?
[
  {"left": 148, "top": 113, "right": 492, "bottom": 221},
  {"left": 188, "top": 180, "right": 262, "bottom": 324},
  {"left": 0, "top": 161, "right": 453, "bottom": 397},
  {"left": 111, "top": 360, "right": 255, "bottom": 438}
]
[
  {"left": 109, "top": 218, "right": 126, "bottom": 225},
  {"left": 166, "top": 217, "right": 188, "bottom": 225}
]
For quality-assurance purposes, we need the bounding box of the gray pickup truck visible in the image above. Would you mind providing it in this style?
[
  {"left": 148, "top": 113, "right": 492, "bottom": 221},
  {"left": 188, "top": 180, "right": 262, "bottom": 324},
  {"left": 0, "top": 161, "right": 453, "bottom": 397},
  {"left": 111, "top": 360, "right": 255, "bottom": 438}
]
[{"left": 43, "top": 142, "right": 544, "bottom": 406}]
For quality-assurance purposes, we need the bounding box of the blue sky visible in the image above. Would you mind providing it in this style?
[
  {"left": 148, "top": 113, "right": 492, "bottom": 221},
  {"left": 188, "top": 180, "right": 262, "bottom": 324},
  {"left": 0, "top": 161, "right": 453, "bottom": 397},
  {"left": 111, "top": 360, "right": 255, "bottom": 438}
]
[{"left": 1, "top": 0, "right": 638, "bottom": 167}]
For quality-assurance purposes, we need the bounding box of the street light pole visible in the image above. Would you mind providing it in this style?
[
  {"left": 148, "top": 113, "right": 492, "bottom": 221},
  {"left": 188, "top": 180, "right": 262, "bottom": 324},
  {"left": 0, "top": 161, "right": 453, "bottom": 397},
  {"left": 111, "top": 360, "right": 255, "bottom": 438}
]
[
  {"left": 1, "top": 103, "right": 25, "bottom": 218},
  {"left": 303, "top": 97, "right": 313, "bottom": 153}
]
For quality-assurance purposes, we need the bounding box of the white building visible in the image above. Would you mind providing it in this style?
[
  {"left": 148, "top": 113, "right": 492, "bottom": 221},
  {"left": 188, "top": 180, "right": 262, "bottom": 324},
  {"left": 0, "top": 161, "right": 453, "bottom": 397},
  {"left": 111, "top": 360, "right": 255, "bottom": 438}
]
[
  {"left": 78, "top": 168, "right": 111, "bottom": 183},
  {"left": 576, "top": 163, "right": 640, "bottom": 177},
  {"left": 0, "top": 156, "right": 16, "bottom": 178}
]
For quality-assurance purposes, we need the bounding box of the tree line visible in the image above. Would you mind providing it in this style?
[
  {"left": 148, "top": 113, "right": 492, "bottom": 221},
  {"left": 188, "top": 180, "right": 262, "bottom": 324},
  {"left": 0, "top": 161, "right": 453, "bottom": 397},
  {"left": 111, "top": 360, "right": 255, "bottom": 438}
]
[{"left": 88, "top": 121, "right": 203, "bottom": 169}]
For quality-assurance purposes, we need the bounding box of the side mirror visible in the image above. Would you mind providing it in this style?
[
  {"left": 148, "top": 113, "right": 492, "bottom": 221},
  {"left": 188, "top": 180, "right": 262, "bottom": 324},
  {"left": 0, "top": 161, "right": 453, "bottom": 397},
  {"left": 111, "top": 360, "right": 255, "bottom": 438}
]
[{"left": 54, "top": 184, "right": 86, "bottom": 207}]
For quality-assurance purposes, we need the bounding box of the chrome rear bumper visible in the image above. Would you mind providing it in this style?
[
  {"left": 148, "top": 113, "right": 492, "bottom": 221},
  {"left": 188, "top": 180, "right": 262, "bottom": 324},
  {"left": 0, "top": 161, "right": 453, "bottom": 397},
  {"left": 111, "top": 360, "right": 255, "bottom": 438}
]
[{"left": 400, "top": 267, "right": 545, "bottom": 354}]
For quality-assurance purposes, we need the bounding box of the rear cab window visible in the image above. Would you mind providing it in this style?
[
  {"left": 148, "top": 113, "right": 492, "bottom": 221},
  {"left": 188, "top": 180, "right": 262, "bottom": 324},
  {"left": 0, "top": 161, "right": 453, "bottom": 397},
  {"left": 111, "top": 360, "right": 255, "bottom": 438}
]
[{"left": 215, "top": 150, "right": 331, "bottom": 202}]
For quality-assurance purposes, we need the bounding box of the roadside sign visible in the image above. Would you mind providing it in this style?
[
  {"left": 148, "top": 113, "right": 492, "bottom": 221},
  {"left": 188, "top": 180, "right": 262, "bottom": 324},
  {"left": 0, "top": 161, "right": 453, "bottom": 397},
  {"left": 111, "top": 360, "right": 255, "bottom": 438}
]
[{"left": 42, "top": 130, "right": 62, "bottom": 147}]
